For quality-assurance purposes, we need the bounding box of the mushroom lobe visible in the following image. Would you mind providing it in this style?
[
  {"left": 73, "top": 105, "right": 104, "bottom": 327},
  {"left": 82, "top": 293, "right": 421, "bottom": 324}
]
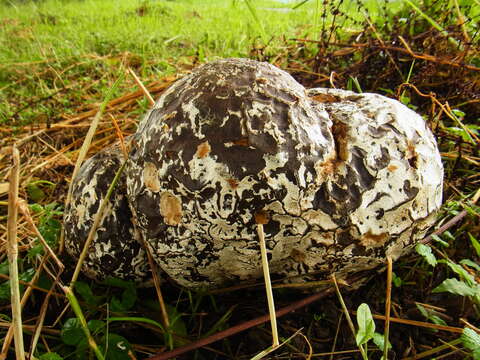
[{"left": 64, "top": 143, "right": 149, "bottom": 282}]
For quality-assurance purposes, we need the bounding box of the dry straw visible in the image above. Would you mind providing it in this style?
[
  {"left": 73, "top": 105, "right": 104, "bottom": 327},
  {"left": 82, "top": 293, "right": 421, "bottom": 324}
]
[{"left": 6, "top": 145, "right": 25, "bottom": 360}]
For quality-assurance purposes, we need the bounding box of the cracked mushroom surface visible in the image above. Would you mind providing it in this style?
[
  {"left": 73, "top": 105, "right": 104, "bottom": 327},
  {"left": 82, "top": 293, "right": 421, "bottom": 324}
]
[
  {"left": 64, "top": 143, "right": 149, "bottom": 282},
  {"left": 125, "top": 58, "right": 443, "bottom": 289}
]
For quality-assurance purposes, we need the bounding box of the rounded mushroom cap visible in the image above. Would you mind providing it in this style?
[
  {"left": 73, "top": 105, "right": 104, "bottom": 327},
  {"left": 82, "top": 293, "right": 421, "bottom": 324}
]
[
  {"left": 64, "top": 143, "right": 149, "bottom": 282},
  {"left": 306, "top": 88, "right": 443, "bottom": 281},
  {"left": 126, "top": 58, "right": 443, "bottom": 289}
]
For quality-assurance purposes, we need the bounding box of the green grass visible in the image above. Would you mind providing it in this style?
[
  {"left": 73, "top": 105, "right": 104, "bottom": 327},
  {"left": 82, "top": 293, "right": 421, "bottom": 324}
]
[
  {"left": 1, "top": 0, "right": 313, "bottom": 63},
  {"left": 0, "top": 0, "right": 325, "bottom": 125}
]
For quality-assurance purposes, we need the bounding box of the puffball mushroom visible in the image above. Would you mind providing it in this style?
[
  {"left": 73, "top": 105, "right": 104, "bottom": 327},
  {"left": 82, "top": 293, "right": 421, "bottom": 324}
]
[
  {"left": 124, "top": 58, "right": 443, "bottom": 289},
  {"left": 64, "top": 143, "right": 149, "bottom": 282}
]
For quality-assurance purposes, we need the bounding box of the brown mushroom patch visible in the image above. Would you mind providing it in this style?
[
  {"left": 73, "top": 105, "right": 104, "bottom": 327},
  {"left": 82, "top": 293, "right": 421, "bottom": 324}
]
[
  {"left": 331, "top": 121, "right": 350, "bottom": 162},
  {"left": 388, "top": 164, "right": 399, "bottom": 172},
  {"left": 360, "top": 230, "right": 389, "bottom": 248},
  {"left": 196, "top": 141, "right": 211, "bottom": 158},
  {"left": 143, "top": 162, "right": 160, "bottom": 192},
  {"left": 159, "top": 192, "right": 183, "bottom": 226},
  {"left": 310, "top": 93, "right": 341, "bottom": 103}
]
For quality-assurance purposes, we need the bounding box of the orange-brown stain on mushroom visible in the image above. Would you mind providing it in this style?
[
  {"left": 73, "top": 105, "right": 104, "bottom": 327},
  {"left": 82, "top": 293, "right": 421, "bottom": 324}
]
[
  {"left": 227, "top": 178, "right": 239, "bottom": 189},
  {"left": 388, "top": 164, "right": 398, "bottom": 172},
  {"left": 290, "top": 248, "right": 306, "bottom": 263},
  {"left": 233, "top": 138, "right": 250, "bottom": 147},
  {"left": 407, "top": 141, "right": 418, "bottom": 169},
  {"left": 360, "top": 230, "right": 389, "bottom": 248},
  {"left": 143, "top": 162, "right": 160, "bottom": 192},
  {"left": 331, "top": 121, "right": 349, "bottom": 162},
  {"left": 316, "top": 121, "right": 349, "bottom": 178},
  {"left": 254, "top": 210, "right": 270, "bottom": 225},
  {"left": 309, "top": 93, "right": 341, "bottom": 103},
  {"left": 160, "top": 192, "right": 183, "bottom": 226},
  {"left": 196, "top": 141, "right": 211, "bottom": 158}
]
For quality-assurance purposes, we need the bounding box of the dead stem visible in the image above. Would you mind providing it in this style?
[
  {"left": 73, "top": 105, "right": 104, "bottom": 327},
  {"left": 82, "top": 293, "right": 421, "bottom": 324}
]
[
  {"left": 331, "top": 274, "right": 367, "bottom": 360},
  {"left": 257, "top": 223, "right": 279, "bottom": 348},
  {"left": 128, "top": 68, "right": 156, "bottom": 106},
  {"left": 5, "top": 145, "right": 25, "bottom": 360},
  {"left": 384, "top": 257, "right": 393, "bottom": 360}
]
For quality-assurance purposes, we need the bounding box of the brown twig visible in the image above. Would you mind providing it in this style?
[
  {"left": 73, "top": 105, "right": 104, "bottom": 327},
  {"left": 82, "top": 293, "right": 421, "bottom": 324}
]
[
  {"left": 421, "top": 210, "right": 468, "bottom": 245},
  {"left": 363, "top": 313, "right": 464, "bottom": 334},
  {"left": 147, "top": 287, "right": 336, "bottom": 360},
  {"left": 143, "top": 241, "right": 170, "bottom": 329}
]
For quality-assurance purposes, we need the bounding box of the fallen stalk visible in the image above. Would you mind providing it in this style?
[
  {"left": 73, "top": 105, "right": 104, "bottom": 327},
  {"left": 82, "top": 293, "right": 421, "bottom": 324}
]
[{"left": 5, "top": 145, "right": 25, "bottom": 360}]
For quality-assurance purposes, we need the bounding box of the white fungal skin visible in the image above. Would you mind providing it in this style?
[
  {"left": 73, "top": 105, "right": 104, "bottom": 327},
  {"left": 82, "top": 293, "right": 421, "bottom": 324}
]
[
  {"left": 124, "top": 59, "right": 443, "bottom": 289},
  {"left": 64, "top": 143, "right": 150, "bottom": 282}
]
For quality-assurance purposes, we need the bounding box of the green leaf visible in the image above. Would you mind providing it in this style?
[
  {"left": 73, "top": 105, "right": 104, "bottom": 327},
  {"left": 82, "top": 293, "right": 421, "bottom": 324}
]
[
  {"left": 431, "top": 234, "right": 449, "bottom": 247},
  {"left": 75, "top": 281, "right": 103, "bottom": 306},
  {"left": 74, "top": 338, "right": 89, "bottom": 360},
  {"left": 372, "top": 332, "right": 392, "bottom": 351},
  {"left": 438, "top": 260, "right": 476, "bottom": 286},
  {"left": 460, "top": 259, "right": 480, "bottom": 273},
  {"left": 102, "top": 277, "right": 133, "bottom": 289},
  {"left": 0, "top": 268, "right": 36, "bottom": 300},
  {"left": 0, "top": 282, "right": 10, "bottom": 301},
  {"left": 392, "top": 272, "right": 404, "bottom": 288},
  {"left": 61, "top": 318, "right": 85, "bottom": 346},
  {"left": 166, "top": 304, "right": 187, "bottom": 337},
  {"left": 27, "top": 183, "right": 46, "bottom": 202},
  {"left": 87, "top": 319, "right": 105, "bottom": 335},
  {"left": 103, "top": 277, "right": 137, "bottom": 312},
  {"left": 101, "top": 333, "right": 133, "bottom": 360},
  {"left": 0, "top": 261, "right": 9, "bottom": 275},
  {"left": 432, "top": 278, "right": 477, "bottom": 297},
  {"left": 416, "top": 303, "right": 447, "bottom": 326},
  {"left": 30, "top": 203, "right": 44, "bottom": 213},
  {"left": 39, "top": 353, "right": 64, "bottom": 360},
  {"left": 120, "top": 285, "right": 137, "bottom": 310},
  {"left": 461, "top": 327, "right": 480, "bottom": 355},
  {"left": 469, "top": 233, "right": 480, "bottom": 257},
  {"left": 356, "top": 303, "right": 375, "bottom": 346},
  {"left": 27, "top": 243, "right": 45, "bottom": 259},
  {"left": 415, "top": 243, "right": 437, "bottom": 267}
]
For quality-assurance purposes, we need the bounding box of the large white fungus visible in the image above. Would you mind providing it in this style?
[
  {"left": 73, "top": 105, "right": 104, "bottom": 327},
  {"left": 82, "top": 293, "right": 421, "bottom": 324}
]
[{"left": 65, "top": 58, "right": 443, "bottom": 289}]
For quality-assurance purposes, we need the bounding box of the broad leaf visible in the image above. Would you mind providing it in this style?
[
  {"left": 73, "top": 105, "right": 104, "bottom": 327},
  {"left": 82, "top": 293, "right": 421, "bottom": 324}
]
[
  {"left": 416, "top": 303, "right": 447, "bottom": 326},
  {"left": 61, "top": 318, "right": 85, "bottom": 346},
  {"left": 356, "top": 303, "right": 375, "bottom": 346},
  {"left": 468, "top": 233, "right": 480, "bottom": 257},
  {"left": 101, "top": 333, "right": 133, "bottom": 360},
  {"left": 432, "top": 278, "right": 477, "bottom": 297},
  {"left": 461, "top": 327, "right": 480, "bottom": 359},
  {"left": 415, "top": 243, "right": 437, "bottom": 267},
  {"left": 460, "top": 259, "right": 480, "bottom": 273},
  {"left": 372, "top": 332, "right": 392, "bottom": 351},
  {"left": 438, "top": 260, "right": 476, "bottom": 286}
]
